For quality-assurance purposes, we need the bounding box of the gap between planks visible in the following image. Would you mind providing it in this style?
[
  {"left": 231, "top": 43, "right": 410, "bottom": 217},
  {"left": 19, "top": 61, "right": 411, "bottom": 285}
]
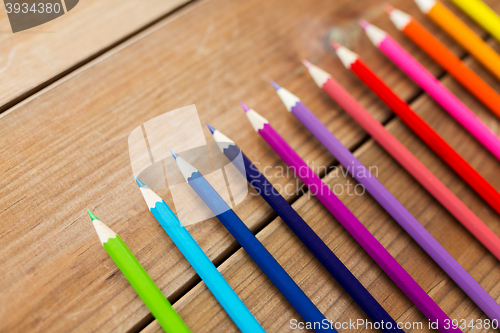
[
  {"left": 0, "top": 0, "right": 199, "bottom": 117},
  {"left": 0, "top": 0, "right": 493, "bottom": 331},
  {"left": 135, "top": 39, "right": 496, "bottom": 332}
]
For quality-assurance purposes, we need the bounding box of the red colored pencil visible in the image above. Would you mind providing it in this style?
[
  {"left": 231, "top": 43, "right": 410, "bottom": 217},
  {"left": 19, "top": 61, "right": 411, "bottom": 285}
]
[{"left": 332, "top": 42, "right": 500, "bottom": 215}]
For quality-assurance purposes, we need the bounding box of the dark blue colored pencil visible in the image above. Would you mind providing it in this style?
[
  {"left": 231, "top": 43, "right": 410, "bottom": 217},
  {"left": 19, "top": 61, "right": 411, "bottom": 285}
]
[
  {"left": 171, "top": 150, "right": 336, "bottom": 333},
  {"left": 207, "top": 124, "right": 403, "bottom": 333}
]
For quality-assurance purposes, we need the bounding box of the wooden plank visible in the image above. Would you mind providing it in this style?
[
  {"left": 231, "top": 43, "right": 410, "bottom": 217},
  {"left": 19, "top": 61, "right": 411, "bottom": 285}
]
[
  {"left": 0, "top": 0, "right": 482, "bottom": 114},
  {"left": 0, "top": 0, "right": 191, "bottom": 110},
  {"left": 0, "top": 0, "right": 497, "bottom": 332},
  {"left": 142, "top": 39, "right": 500, "bottom": 333}
]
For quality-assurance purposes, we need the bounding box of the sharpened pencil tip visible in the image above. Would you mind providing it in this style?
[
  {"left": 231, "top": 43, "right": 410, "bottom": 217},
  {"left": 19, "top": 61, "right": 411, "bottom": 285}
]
[
  {"left": 239, "top": 102, "right": 251, "bottom": 112},
  {"left": 330, "top": 41, "right": 340, "bottom": 50},
  {"left": 87, "top": 209, "right": 99, "bottom": 221},
  {"left": 270, "top": 80, "right": 281, "bottom": 91},
  {"left": 134, "top": 175, "right": 145, "bottom": 187},
  {"left": 206, "top": 123, "right": 216, "bottom": 134},
  {"left": 358, "top": 19, "right": 369, "bottom": 29},
  {"left": 384, "top": 3, "right": 394, "bottom": 13},
  {"left": 301, "top": 59, "right": 313, "bottom": 68},
  {"left": 170, "top": 150, "right": 179, "bottom": 160},
  {"left": 89, "top": 213, "right": 117, "bottom": 244}
]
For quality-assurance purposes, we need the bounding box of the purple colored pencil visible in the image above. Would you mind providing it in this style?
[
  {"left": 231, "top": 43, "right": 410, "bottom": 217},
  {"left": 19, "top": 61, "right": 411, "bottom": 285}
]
[
  {"left": 272, "top": 82, "right": 500, "bottom": 323},
  {"left": 241, "top": 102, "right": 461, "bottom": 333}
]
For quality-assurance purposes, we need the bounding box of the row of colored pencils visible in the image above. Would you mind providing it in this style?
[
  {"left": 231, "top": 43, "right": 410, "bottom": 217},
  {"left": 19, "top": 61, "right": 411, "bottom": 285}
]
[{"left": 87, "top": 0, "right": 500, "bottom": 331}]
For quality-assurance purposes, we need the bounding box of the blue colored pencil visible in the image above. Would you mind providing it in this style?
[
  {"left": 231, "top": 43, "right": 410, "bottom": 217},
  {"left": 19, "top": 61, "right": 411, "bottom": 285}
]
[
  {"left": 171, "top": 151, "right": 336, "bottom": 333},
  {"left": 207, "top": 124, "right": 403, "bottom": 333},
  {"left": 134, "top": 177, "right": 265, "bottom": 333}
]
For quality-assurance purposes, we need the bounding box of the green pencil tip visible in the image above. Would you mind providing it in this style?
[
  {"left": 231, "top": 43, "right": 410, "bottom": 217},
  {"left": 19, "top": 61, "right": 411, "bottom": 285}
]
[{"left": 87, "top": 209, "right": 99, "bottom": 221}]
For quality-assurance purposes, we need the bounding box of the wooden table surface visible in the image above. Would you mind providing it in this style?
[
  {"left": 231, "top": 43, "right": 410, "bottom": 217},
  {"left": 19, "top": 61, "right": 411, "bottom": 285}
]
[{"left": 1, "top": 0, "right": 499, "bottom": 332}]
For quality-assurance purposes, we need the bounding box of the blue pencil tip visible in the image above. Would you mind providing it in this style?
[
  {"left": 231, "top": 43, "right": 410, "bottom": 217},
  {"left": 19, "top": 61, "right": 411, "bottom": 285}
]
[
  {"left": 239, "top": 102, "right": 250, "bottom": 112},
  {"left": 134, "top": 175, "right": 145, "bottom": 187},
  {"left": 206, "top": 123, "right": 216, "bottom": 134},
  {"left": 270, "top": 80, "right": 281, "bottom": 90},
  {"left": 170, "top": 150, "right": 179, "bottom": 160}
]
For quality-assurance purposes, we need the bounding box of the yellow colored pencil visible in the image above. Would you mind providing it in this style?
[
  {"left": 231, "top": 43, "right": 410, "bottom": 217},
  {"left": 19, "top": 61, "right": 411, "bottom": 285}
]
[
  {"left": 449, "top": 0, "right": 500, "bottom": 43},
  {"left": 414, "top": 0, "right": 500, "bottom": 81}
]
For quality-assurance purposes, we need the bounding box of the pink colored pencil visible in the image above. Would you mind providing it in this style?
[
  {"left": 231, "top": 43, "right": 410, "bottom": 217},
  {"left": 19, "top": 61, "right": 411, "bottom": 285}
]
[
  {"left": 302, "top": 60, "right": 500, "bottom": 262},
  {"left": 360, "top": 19, "right": 500, "bottom": 161},
  {"left": 241, "top": 102, "right": 461, "bottom": 333}
]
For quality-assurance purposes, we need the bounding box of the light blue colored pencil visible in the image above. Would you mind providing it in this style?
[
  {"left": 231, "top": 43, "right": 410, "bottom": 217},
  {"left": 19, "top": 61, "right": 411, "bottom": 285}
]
[{"left": 134, "top": 176, "right": 265, "bottom": 333}]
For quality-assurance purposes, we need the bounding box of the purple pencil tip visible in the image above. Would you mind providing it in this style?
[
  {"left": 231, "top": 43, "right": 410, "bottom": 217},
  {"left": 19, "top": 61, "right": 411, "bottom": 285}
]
[
  {"left": 270, "top": 80, "right": 281, "bottom": 91},
  {"left": 359, "top": 19, "right": 369, "bottom": 29},
  {"left": 206, "top": 123, "right": 216, "bottom": 134},
  {"left": 239, "top": 102, "right": 251, "bottom": 112},
  {"left": 170, "top": 150, "right": 178, "bottom": 160}
]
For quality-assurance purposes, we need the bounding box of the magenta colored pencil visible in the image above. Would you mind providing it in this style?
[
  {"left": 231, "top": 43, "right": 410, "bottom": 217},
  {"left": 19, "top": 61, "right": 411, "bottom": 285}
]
[
  {"left": 360, "top": 20, "right": 500, "bottom": 161},
  {"left": 272, "top": 82, "right": 500, "bottom": 323},
  {"left": 241, "top": 102, "right": 461, "bottom": 333}
]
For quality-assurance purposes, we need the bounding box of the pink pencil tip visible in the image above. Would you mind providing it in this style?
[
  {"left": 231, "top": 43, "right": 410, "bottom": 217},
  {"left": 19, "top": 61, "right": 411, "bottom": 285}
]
[
  {"left": 358, "top": 19, "right": 370, "bottom": 29},
  {"left": 270, "top": 80, "right": 281, "bottom": 90},
  {"left": 301, "top": 59, "right": 312, "bottom": 68},
  {"left": 330, "top": 41, "right": 340, "bottom": 50},
  {"left": 383, "top": 3, "right": 394, "bottom": 13},
  {"left": 239, "top": 102, "right": 250, "bottom": 112}
]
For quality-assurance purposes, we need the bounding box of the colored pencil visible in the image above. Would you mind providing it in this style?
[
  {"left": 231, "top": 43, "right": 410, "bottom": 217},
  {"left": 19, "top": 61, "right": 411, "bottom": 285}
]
[
  {"left": 171, "top": 151, "right": 335, "bottom": 333},
  {"left": 207, "top": 123, "right": 403, "bottom": 333},
  {"left": 332, "top": 43, "right": 500, "bottom": 216},
  {"left": 134, "top": 178, "right": 265, "bottom": 333},
  {"left": 360, "top": 20, "right": 500, "bottom": 161},
  {"left": 302, "top": 60, "right": 500, "bottom": 261},
  {"left": 241, "top": 103, "right": 461, "bottom": 333},
  {"left": 386, "top": 5, "right": 500, "bottom": 119},
  {"left": 449, "top": 0, "right": 500, "bottom": 43},
  {"left": 414, "top": 0, "right": 500, "bottom": 81},
  {"left": 271, "top": 82, "right": 500, "bottom": 322},
  {"left": 87, "top": 210, "right": 191, "bottom": 333}
]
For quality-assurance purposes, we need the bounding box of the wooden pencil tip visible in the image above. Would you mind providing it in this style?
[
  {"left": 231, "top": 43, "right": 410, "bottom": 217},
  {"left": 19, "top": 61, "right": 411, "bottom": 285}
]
[
  {"left": 170, "top": 150, "right": 179, "bottom": 160},
  {"left": 358, "top": 19, "right": 369, "bottom": 29},
  {"left": 270, "top": 80, "right": 281, "bottom": 91},
  {"left": 90, "top": 216, "right": 117, "bottom": 244},
  {"left": 134, "top": 175, "right": 145, "bottom": 187},
  {"left": 330, "top": 41, "right": 340, "bottom": 50},
  {"left": 414, "top": 0, "right": 436, "bottom": 14},
  {"left": 239, "top": 102, "right": 251, "bottom": 112},
  {"left": 384, "top": 3, "right": 394, "bottom": 13},
  {"left": 301, "top": 59, "right": 313, "bottom": 68},
  {"left": 87, "top": 209, "right": 99, "bottom": 221},
  {"left": 206, "top": 123, "right": 216, "bottom": 134},
  {"left": 173, "top": 153, "right": 199, "bottom": 182}
]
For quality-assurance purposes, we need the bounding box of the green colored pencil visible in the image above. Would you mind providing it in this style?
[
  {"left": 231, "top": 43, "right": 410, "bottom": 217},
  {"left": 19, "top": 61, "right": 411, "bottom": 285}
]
[{"left": 87, "top": 210, "right": 191, "bottom": 333}]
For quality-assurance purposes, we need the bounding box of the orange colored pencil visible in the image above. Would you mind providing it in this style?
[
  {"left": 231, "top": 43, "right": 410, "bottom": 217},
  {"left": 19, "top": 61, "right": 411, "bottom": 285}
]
[
  {"left": 388, "top": 5, "right": 500, "bottom": 119},
  {"left": 414, "top": 0, "right": 500, "bottom": 81}
]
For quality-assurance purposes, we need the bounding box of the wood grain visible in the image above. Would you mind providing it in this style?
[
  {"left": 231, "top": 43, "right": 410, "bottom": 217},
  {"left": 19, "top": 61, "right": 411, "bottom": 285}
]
[
  {"left": 0, "top": 0, "right": 191, "bottom": 110},
  {"left": 0, "top": 0, "right": 499, "bottom": 332}
]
